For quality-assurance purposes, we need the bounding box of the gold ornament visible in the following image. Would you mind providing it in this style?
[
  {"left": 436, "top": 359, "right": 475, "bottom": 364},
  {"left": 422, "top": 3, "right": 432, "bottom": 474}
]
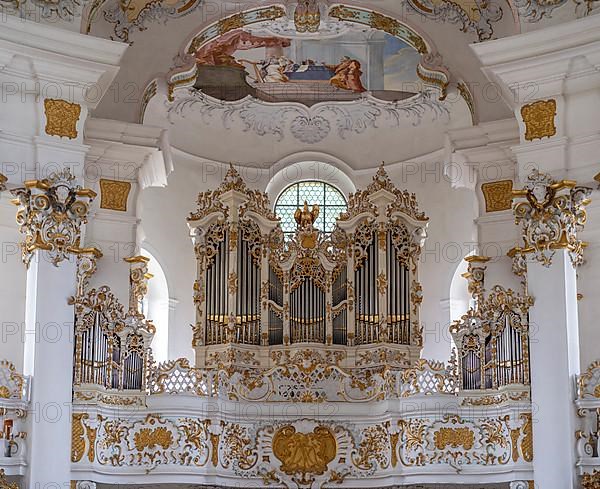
[
  {"left": 134, "top": 427, "right": 173, "bottom": 451},
  {"left": 433, "top": 427, "right": 474, "bottom": 450},
  {"left": 272, "top": 425, "right": 336, "bottom": 477},
  {"left": 481, "top": 180, "right": 513, "bottom": 212},
  {"left": 0, "top": 469, "right": 18, "bottom": 489},
  {"left": 520, "top": 99, "right": 556, "bottom": 141},
  {"left": 512, "top": 169, "right": 592, "bottom": 267},
  {"left": 44, "top": 99, "right": 81, "bottom": 139},
  {"left": 99, "top": 179, "right": 131, "bottom": 212},
  {"left": 10, "top": 169, "right": 101, "bottom": 267},
  {"left": 583, "top": 470, "right": 600, "bottom": 489}
]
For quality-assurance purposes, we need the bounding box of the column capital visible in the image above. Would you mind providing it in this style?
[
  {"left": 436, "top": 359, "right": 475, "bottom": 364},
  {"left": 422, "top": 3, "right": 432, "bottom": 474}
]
[
  {"left": 510, "top": 169, "right": 592, "bottom": 267},
  {"left": 10, "top": 168, "right": 102, "bottom": 267}
]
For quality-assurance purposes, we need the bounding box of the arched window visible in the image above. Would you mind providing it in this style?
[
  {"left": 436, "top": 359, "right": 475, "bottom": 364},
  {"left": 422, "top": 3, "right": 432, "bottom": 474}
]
[
  {"left": 141, "top": 248, "right": 169, "bottom": 363},
  {"left": 275, "top": 181, "right": 347, "bottom": 238}
]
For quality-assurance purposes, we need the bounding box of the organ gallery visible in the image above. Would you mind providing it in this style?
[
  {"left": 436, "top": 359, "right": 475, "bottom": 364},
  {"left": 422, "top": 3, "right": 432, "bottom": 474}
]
[{"left": 0, "top": 2, "right": 600, "bottom": 489}]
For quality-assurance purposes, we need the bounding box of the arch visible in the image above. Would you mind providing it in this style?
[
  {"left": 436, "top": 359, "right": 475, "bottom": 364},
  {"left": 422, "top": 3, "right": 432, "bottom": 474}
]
[
  {"left": 141, "top": 247, "right": 170, "bottom": 363},
  {"left": 266, "top": 159, "right": 356, "bottom": 205},
  {"left": 449, "top": 252, "right": 474, "bottom": 323}
]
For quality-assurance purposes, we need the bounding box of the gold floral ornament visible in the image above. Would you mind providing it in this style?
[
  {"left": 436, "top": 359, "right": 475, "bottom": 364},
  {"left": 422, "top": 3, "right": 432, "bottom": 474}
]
[
  {"left": 0, "top": 173, "right": 7, "bottom": 192},
  {"left": 520, "top": 99, "right": 557, "bottom": 141},
  {"left": 272, "top": 425, "right": 337, "bottom": 478},
  {"left": 10, "top": 169, "right": 102, "bottom": 267},
  {"left": 511, "top": 169, "right": 592, "bottom": 267},
  {"left": 44, "top": 99, "right": 81, "bottom": 139}
]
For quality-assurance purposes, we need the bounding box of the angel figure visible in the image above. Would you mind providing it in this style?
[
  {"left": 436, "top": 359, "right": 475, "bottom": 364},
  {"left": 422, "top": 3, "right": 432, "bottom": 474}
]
[{"left": 294, "top": 201, "right": 319, "bottom": 229}]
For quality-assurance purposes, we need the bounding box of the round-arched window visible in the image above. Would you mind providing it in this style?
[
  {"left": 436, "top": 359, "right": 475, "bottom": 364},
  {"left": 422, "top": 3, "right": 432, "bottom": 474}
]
[{"left": 275, "top": 181, "right": 348, "bottom": 238}]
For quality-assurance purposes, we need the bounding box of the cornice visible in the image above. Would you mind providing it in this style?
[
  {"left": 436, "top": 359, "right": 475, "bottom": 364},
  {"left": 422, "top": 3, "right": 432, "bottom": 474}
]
[
  {"left": 0, "top": 16, "right": 127, "bottom": 108},
  {"left": 85, "top": 118, "right": 173, "bottom": 188}
]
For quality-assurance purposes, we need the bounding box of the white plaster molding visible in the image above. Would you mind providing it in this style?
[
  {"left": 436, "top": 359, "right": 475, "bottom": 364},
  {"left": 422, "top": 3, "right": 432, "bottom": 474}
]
[
  {"left": 472, "top": 15, "right": 600, "bottom": 106},
  {"left": 0, "top": 16, "right": 127, "bottom": 108},
  {"left": 85, "top": 118, "right": 173, "bottom": 188}
]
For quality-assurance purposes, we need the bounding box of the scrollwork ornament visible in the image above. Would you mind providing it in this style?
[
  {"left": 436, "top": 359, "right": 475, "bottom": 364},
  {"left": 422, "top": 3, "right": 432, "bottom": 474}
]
[
  {"left": 10, "top": 169, "right": 101, "bottom": 267},
  {"left": 512, "top": 169, "right": 592, "bottom": 267},
  {"left": 509, "top": 482, "right": 529, "bottom": 489}
]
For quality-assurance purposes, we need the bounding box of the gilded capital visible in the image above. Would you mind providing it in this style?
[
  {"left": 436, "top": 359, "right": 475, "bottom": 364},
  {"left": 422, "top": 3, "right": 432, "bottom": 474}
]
[
  {"left": 512, "top": 169, "right": 592, "bottom": 267},
  {"left": 10, "top": 169, "right": 101, "bottom": 267}
]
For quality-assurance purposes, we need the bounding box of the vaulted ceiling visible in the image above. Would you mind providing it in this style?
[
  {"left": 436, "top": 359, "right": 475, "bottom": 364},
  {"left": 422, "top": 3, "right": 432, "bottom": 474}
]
[{"left": 83, "top": 0, "right": 598, "bottom": 168}]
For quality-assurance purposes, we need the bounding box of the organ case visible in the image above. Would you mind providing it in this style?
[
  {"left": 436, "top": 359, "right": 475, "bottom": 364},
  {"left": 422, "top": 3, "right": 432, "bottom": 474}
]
[{"left": 188, "top": 165, "right": 429, "bottom": 368}]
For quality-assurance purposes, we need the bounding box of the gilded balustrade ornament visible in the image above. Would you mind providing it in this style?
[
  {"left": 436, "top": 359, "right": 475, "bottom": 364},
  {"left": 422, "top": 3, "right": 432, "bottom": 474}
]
[
  {"left": 272, "top": 425, "right": 337, "bottom": 477},
  {"left": 10, "top": 169, "right": 102, "bottom": 266},
  {"left": 71, "top": 410, "right": 532, "bottom": 484},
  {"left": 511, "top": 169, "right": 592, "bottom": 267}
]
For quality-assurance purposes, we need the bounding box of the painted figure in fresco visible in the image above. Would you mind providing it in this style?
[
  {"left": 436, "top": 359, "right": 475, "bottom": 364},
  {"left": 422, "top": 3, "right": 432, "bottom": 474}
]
[
  {"left": 262, "top": 57, "right": 291, "bottom": 83},
  {"left": 327, "top": 56, "right": 366, "bottom": 93},
  {"left": 196, "top": 30, "right": 291, "bottom": 67}
]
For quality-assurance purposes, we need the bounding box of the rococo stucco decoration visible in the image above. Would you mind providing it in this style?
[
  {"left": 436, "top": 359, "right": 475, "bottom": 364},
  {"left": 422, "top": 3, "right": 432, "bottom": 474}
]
[
  {"left": 71, "top": 410, "right": 533, "bottom": 486},
  {"left": 511, "top": 169, "right": 592, "bottom": 267},
  {"left": 10, "top": 169, "right": 101, "bottom": 267},
  {"left": 168, "top": 90, "right": 450, "bottom": 144},
  {"left": 100, "top": 0, "right": 204, "bottom": 42},
  {"left": 44, "top": 99, "right": 81, "bottom": 140}
]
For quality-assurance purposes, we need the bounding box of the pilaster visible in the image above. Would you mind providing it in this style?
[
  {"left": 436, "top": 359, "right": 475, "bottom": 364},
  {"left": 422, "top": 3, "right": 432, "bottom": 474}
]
[{"left": 83, "top": 118, "right": 172, "bottom": 305}]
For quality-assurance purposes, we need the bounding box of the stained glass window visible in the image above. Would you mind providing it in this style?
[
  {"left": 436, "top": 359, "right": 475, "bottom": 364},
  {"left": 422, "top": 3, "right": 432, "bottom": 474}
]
[{"left": 275, "top": 181, "right": 348, "bottom": 239}]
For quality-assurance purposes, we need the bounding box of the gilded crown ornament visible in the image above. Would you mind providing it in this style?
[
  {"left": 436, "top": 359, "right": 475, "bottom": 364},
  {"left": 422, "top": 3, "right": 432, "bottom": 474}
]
[
  {"left": 511, "top": 169, "right": 592, "bottom": 267},
  {"left": 10, "top": 169, "right": 101, "bottom": 267}
]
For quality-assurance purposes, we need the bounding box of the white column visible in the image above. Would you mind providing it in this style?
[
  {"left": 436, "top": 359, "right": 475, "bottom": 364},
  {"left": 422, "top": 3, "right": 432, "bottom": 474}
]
[
  {"left": 527, "top": 250, "right": 580, "bottom": 489},
  {"left": 24, "top": 252, "right": 77, "bottom": 488}
]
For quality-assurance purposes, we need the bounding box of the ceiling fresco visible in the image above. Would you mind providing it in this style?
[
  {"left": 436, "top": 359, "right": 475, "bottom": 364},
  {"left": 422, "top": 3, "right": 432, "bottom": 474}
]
[{"left": 78, "top": 0, "right": 597, "bottom": 166}]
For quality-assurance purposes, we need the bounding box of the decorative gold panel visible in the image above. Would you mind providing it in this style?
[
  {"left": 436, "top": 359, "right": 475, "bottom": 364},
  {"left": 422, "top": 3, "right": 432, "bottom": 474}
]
[
  {"left": 481, "top": 180, "right": 513, "bottom": 212},
  {"left": 99, "top": 179, "right": 131, "bottom": 212},
  {"left": 44, "top": 99, "right": 81, "bottom": 139},
  {"left": 433, "top": 427, "right": 474, "bottom": 450},
  {"left": 520, "top": 99, "right": 557, "bottom": 141},
  {"left": 273, "top": 425, "right": 337, "bottom": 476}
]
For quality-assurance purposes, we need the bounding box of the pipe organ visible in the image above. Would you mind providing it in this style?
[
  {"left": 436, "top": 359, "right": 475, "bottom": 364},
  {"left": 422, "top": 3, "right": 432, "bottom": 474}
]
[
  {"left": 71, "top": 255, "right": 155, "bottom": 393},
  {"left": 450, "top": 257, "right": 533, "bottom": 390},
  {"left": 189, "top": 165, "right": 429, "bottom": 368}
]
